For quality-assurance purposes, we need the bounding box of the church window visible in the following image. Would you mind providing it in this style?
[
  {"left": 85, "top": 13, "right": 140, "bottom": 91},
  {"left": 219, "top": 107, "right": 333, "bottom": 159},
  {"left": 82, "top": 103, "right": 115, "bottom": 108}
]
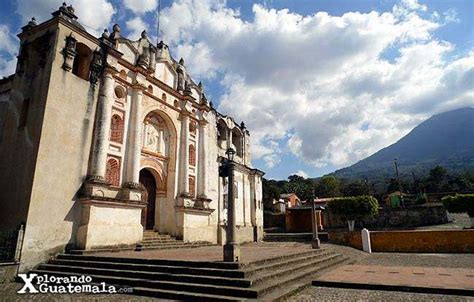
[
  {"left": 110, "top": 114, "right": 124, "bottom": 143},
  {"left": 232, "top": 129, "right": 243, "bottom": 157},
  {"left": 174, "top": 100, "right": 179, "bottom": 107},
  {"left": 189, "top": 175, "right": 196, "bottom": 197},
  {"left": 147, "top": 85, "right": 153, "bottom": 94},
  {"left": 217, "top": 120, "right": 227, "bottom": 141},
  {"left": 162, "top": 93, "right": 167, "bottom": 102},
  {"left": 189, "top": 144, "right": 196, "bottom": 166},
  {"left": 105, "top": 157, "right": 120, "bottom": 186},
  {"left": 72, "top": 43, "right": 92, "bottom": 80}
]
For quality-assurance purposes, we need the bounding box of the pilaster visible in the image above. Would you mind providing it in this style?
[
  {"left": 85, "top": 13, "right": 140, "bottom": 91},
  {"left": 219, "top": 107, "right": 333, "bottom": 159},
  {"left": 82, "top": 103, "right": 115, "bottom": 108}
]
[
  {"left": 88, "top": 66, "right": 117, "bottom": 181},
  {"left": 124, "top": 77, "right": 146, "bottom": 187}
]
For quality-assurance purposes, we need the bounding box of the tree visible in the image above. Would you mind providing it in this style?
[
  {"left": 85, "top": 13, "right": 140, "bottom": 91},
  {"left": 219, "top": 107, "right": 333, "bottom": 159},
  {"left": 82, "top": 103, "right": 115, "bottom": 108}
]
[
  {"left": 327, "top": 196, "right": 379, "bottom": 230},
  {"left": 282, "top": 174, "right": 314, "bottom": 201},
  {"left": 315, "top": 176, "right": 341, "bottom": 198},
  {"left": 262, "top": 178, "right": 283, "bottom": 210},
  {"left": 341, "top": 179, "right": 372, "bottom": 197},
  {"left": 424, "top": 165, "right": 448, "bottom": 192}
]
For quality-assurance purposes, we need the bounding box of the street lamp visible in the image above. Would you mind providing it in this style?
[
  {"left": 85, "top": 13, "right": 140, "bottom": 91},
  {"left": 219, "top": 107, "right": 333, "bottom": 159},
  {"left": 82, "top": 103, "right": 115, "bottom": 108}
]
[
  {"left": 311, "top": 192, "right": 321, "bottom": 249},
  {"left": 223, "top": 147, "right": 239, "bottom": 262},
  {"left": 226, "top": 147, "right": 236, "bottom": 161}
]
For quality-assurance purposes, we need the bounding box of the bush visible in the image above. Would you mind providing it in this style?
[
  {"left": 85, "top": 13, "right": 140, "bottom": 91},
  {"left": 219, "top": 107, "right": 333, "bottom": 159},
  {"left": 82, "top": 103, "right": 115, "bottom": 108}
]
[
  {"left": 442, "top": 194, "right": 474, "bottom": 217},
  {"left": 327, "top": 195, "right": 379, "bottom": 221}
]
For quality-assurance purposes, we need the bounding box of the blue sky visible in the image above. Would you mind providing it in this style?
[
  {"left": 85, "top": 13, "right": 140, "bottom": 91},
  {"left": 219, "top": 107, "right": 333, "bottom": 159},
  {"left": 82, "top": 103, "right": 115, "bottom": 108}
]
[{"left": 1, "top": 0, "right": 473, "bottom": 180}]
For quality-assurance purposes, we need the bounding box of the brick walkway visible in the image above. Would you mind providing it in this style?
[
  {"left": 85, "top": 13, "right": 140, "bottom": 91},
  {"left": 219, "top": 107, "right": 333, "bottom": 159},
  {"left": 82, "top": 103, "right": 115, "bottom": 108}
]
[{"left": 316, "top": 264, "right": 474, "bottom": 291}]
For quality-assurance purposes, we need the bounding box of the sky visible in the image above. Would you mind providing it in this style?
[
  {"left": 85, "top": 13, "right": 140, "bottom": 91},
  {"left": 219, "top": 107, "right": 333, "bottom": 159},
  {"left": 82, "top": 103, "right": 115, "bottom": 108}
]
[{"left": 0, "top": 0, "right": 473, "bottom": 180}]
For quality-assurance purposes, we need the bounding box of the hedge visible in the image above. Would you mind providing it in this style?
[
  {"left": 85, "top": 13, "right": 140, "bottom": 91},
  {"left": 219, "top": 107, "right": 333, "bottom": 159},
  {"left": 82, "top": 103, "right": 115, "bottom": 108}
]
[
  {"left": 442, "top": 194, "right": 474, "bottom": 217},
  {"left": 327, "top": 195, "right": 379, "bottom": 221}
]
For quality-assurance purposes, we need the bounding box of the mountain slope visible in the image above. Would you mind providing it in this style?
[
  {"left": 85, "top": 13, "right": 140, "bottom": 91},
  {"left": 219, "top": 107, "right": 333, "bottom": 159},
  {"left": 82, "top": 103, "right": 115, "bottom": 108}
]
[{"left": 331, "top": 107, "right": 474, "bottom": 181}]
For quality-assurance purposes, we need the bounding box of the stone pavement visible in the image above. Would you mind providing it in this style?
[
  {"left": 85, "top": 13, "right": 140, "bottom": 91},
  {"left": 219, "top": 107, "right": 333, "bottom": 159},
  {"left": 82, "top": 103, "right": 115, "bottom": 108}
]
[
  {"left": 315, "top": 264, "right": 474, "bottom": 291},
  {"left": 417, "top": 213, "right": 471, "bottom": 230},
  {"left": 290, "top": 245, "right": 474, "bottom": 301},
  {"left": 293, "top": 286, "right": 474, "bottom": 301},
  {"left": 95, "top": 241, "right": 315, "bottom": 264}
]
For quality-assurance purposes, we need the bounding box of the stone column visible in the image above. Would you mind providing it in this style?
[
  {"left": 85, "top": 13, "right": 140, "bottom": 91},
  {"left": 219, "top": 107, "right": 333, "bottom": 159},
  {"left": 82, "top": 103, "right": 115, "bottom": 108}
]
[
  {"left": 124, "top": 83, "right": 145, "bottom": 187},
  {"left": 179, "top": 111, "right": 190, "bottom": 196},
  {"left": 88, "top": 67, "right": 116, "bottom": 181},
  {"left": 197, "top": 120, "right": 208, "bottom": 200},
  {"left": 224, "top": 160, "right": 240, "bottom": 262}
]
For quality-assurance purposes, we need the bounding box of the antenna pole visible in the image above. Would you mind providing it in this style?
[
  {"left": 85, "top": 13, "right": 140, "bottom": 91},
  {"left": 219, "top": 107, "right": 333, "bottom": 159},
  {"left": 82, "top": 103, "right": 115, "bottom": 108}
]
[{"left": 156, "top": 0, "right": 161, "bottom": 44}]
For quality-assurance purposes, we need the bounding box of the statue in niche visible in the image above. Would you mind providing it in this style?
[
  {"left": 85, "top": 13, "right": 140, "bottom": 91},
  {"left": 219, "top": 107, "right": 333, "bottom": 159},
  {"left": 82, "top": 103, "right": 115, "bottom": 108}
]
[{"left": 145, "top": 124, "right": 160, "bottom": 153}]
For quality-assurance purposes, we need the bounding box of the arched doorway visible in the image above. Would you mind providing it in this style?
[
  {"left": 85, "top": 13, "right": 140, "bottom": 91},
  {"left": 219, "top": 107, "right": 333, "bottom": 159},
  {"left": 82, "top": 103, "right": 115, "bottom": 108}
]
[{"left": 139, "top": 169, "right": 156, "bottom": 230}]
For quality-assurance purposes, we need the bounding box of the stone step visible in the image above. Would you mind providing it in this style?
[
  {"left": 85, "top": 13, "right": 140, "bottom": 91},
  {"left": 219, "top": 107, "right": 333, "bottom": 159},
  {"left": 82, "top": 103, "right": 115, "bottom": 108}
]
[
  {"left": 137, "top": 241, "right": 210, "bottom": 247},
  {"left": 49, "top": 258, "right": 246, "bottom": 278},
  {"left": 263, "top": 232, "right": 329, "bottom": 243},
  {"left": 259, "top": 258, "right": 354, "bottom": 301},
  {"left": 251, "top": 254, "right": 342, "bottom": 287},
  {"left": 68, "top": 241, "right": 214, "bottom": 254},
  {"left": 56, "top": 254, "right": 240, "bottom": 270},
  {"left": 243, "top": 250, "right": 333, "bottom": 277},
  {"left": 31, "top": 246, "right": 349, "bottom": 300},
  {"left": 30, "top": 269, "right": 259, "bottom": 299},
  {"left": 142, "top": 232, "right": 171, "bottom": 238},
  {"left": 38, "top": 263, "right": 252, "bottom": 287},
  {"left": 240, "top": 249, "right": 326, "bottom": 271},
  {"left": 138, "top": 243, "right": 214, "bottom": 251},
  {"left": 68, "top": 247, "right": 137, "bottom": 254},
  {"left": 140, "top": 239, "right": 179, "bottom": 244},
  {"left": 131, "top": 287, "right": 242, "bottom": 301},
  {"left": 142, "top": 235, "right": 173, "bottom": 240},
  {"left": 254, "top": 254, "right": 347, "bottom": 297}
]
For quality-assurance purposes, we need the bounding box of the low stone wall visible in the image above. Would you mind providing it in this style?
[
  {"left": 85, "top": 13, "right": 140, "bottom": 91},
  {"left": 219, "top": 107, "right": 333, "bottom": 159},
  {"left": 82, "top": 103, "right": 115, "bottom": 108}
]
[
  {"left": 328, "top": 230, "right": 363, "bottom": 250},
  {"left": 264, "top": 212, "right": 286, "bottom": 230},
  {"left": 329, "top": 229, "right": 474, "bottom": 253},
  {"left": 324, "top": 204, "right": 449, "bottom": 229}
]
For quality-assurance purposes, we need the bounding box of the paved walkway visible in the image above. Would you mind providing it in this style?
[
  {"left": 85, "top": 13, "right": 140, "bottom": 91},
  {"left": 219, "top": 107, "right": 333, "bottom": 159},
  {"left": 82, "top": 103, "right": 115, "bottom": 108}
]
[
  {"left": 95, "top": 242, "right": 314, "bottom": 264},
  {"left": 316, "top": 264, "right": 474, "bottom": 291}
]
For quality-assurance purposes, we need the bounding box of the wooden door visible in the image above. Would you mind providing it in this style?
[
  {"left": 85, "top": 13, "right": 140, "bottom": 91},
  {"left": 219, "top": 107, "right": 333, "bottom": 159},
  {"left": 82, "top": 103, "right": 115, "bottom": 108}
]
[{"left": 139, "top": 169, "right": 156, "bottom": 230}]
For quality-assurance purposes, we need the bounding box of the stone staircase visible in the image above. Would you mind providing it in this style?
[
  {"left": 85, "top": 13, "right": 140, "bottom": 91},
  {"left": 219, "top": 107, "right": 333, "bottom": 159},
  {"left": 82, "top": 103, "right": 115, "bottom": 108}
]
[
  {"left": 68, "top": 231, "right": 214, "bottom": 254},
  {"left": 31, "top": 248, "right": 349, "bottom": 300},
  {"left": 264, "top": 232, "right": 329, "bottom": 243}
]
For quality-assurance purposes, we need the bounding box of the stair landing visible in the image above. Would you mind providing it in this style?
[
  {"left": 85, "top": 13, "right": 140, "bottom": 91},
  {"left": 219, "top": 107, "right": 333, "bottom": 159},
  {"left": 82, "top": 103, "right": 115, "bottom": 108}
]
[{"left": 69, "top": 231, "right": 214, "bottom": 254}]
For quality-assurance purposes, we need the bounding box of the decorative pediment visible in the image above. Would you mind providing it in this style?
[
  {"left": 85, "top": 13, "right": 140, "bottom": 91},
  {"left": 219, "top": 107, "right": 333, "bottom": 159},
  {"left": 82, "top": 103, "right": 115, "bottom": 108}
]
[{"left": 117, "top": 40, "right": 138, "bottom": 64}]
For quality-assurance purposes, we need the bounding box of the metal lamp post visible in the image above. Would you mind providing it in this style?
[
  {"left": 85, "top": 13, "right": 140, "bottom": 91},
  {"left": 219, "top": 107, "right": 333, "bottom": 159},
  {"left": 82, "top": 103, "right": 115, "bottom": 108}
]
[
  {"left": 223, "top": 147, "right": 240, "bottom": 262},
  {"left": 311, "top": 193, "right": 321, "bottom": 249}
]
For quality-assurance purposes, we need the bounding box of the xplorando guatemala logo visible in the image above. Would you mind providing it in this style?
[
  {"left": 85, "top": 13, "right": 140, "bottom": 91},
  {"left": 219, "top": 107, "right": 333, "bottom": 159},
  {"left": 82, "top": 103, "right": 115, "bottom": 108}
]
[{"left": 17, "top": 273, "right": 133, "bottom": 294}]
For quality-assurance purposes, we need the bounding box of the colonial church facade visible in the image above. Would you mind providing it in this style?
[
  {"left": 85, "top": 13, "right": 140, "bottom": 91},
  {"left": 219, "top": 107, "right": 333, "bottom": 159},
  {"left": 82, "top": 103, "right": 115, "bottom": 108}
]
[{"left": 0, "top": 4, "right": 264, "bottom": 271}]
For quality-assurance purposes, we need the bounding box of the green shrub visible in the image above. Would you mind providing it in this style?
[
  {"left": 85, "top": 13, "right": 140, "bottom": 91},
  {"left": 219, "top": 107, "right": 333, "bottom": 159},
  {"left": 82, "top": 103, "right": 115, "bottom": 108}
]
[
  {"left": 442, "top": 194, "right": 474, "bottom": 217},
  {"left": 327, "top": 195, "right": 379, "bottom": 221}
]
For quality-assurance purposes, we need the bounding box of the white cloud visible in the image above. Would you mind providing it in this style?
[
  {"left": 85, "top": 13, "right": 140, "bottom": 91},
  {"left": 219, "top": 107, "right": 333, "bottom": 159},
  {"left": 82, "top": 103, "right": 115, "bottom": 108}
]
[
  {"left": 157, "top": 0, "right": 474, "bottom": 173},
  {"left": 443, "top": 8, "right": 460, "bottom": 24},
  {"left": 126, "top": 16, "right": 147, "bottom": 40},
  {"left": 16, "top": 0, "right": 116, "bottom": 36},
  {"left": 293, "top": 170, "right": 309, "bottom": 178},
  {"left": 123, "top": 0, "right": 158, "bottom": 15},
  {"left": 0, "top": 24, "right": 18, "bottom": 78}
]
